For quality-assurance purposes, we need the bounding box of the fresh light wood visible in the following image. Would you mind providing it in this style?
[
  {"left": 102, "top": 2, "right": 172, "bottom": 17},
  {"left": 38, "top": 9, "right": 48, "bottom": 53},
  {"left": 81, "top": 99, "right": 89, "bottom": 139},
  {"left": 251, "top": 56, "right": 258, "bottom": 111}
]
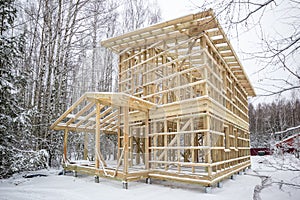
[
  {"left": 95, "top": 103, "right": 101, "bottom": 169},
  {"left": 51, "top": 9, "right": 255, "bottom": 188},
  {"left": 63, "top": 128, "right": 68, "bottom": 162}
]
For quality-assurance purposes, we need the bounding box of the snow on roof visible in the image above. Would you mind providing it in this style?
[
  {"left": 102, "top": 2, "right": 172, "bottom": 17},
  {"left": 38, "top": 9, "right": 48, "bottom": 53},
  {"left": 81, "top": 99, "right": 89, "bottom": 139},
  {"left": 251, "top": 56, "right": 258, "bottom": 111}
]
[
  {"left": 275, "top": 133, "right": 300, "bottom": 146},
  {"left": 273, "top": 125, "right": 300, "bottom": 135}
]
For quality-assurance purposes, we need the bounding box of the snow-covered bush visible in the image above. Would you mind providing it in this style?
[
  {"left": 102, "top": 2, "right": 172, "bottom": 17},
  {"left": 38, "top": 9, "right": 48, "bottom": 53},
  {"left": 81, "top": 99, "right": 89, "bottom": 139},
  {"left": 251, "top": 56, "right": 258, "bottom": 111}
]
[{"left": 0, "top": 148, "right": 49, "bottom": 178}]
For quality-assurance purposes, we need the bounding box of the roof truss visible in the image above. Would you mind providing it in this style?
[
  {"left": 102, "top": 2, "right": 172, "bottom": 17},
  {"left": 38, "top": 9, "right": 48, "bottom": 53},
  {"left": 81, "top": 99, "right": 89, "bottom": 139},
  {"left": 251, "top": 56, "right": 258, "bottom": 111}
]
[
  {"left": 101, "top": 9, "right": 255, "bottom": 97},
  {"left": 50, "top": 92, "right": 156, "bottom": 133}
]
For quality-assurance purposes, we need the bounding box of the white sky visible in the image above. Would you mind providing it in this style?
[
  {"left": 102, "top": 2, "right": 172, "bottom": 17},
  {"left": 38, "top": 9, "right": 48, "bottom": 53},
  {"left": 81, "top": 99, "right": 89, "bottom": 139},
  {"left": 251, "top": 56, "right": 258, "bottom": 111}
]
[
  {"left": 158, "top": 1, "right": 196, "bottom": 20},
  {"left": 157, "top": 0, "right": 298, "bottom": 104}
]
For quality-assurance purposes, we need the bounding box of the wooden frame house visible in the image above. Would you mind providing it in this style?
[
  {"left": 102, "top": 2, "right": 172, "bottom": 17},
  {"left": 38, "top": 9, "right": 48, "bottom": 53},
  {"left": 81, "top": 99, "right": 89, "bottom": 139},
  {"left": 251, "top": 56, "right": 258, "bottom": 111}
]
[{"left": 51, "top": 9, "right": 255, "bottom": 190}]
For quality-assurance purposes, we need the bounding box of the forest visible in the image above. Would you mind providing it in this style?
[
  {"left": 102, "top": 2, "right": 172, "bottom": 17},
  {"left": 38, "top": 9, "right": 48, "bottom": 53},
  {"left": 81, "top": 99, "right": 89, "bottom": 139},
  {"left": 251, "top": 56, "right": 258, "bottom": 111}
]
[
  {"left": 1, "top": 0, "right": 299, "bottom": 179},
  {"left": 0, "top": 0, "right": 161, "bottom": 178},
  {"left": 249, "top": 98, "right": 300, "bottom": 148}
]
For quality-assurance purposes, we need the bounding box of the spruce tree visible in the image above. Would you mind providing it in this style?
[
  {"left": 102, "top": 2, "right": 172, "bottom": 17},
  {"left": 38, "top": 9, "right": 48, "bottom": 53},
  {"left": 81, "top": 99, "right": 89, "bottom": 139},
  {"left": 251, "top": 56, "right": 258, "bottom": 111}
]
[{"left": 0, "top": 0, "right": 31, "bottom": 178}]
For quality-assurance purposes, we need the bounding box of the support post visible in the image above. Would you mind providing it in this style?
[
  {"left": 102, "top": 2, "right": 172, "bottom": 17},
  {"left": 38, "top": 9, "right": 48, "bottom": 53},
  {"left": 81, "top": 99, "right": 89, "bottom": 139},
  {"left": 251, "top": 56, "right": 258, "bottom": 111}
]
[
  {"left": 164, "top": 119, "right": 168, "bottom": 170},
  {"left": 63, "top": 128, "right": 68, "bottom": 163},
  {"left": 84, "top": 133, "right": 88, "bottom": 160},
  {"left": 200, "top": 35, "right": 207, "bottom": 62},
  {"left": 95, "top": 176, "right": 99, "bottom": 183},
  {"left": 204, "top": 115, "right": 212, "bottom": 176},
  {"left": 95, "top": 103, "right": 101, "bottom": 169},
  {"left": 117, "top": 107, "right": 121, "bottom": 162},
  {"left": 177, "top": 119, "right": 181, "bottom": 172},
  {"left": 145, "top": 110, "right": 150, "bottom": 170},
  {"left": 153, "top": 122, "right": 157, "bottom": 168},
  {"left": 123, "top": 104, "right": 129, "bottom": 175},
  {"left": 191, "top": 118, "right": 195, "bottom": 173}
]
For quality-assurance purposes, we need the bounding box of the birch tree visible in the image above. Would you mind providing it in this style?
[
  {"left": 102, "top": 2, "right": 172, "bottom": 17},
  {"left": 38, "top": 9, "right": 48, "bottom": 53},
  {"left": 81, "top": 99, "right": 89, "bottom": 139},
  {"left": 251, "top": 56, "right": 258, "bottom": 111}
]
[
  {"left": 1, "top": 0, "right": 162, "bottom": 172},
  {"left": 249, "top": 98, "right": 300, "bottom": 148},
  {"left": 20, "top": 0, "right": 93, "bottom": 166}
]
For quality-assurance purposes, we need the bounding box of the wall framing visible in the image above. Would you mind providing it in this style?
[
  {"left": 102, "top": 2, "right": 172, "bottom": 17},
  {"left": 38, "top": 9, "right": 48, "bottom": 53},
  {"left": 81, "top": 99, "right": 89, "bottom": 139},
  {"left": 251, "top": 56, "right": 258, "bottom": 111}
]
[{"left": 51, "top": 9, "right": 255, "bottom": 189}]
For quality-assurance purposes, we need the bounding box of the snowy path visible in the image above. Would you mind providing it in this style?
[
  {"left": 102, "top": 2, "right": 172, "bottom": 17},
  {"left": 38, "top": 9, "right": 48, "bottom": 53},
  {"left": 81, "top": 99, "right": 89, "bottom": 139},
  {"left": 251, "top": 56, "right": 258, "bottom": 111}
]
[{"left": 0, "top": 156, "right": 299, "bottom": 200}]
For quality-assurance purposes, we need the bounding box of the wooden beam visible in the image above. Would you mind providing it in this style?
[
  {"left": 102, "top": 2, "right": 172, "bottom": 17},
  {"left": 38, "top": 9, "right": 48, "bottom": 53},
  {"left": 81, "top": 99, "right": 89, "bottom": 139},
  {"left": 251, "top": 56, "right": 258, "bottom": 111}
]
[
  {"left": 101, "top": 9, "right": 213, "bottom": 49},
  {"left": 123, "top": 104, "right": 129, "bottom": 175},
  {"left": 119, "top": 36, "right": 198, "bottom": 77},
  {"left": 204, "top": 116, "right": 212, "bottom": 176},
  {"left": 84, "top": 133, "right": 88, "bottom": 160},
  {"left": 66, "top": 102, "right": 94, "bottom": 125},
  {"left": 212, "top": 38, "right": 226, "bottom": 44},
  {"left": 177, "top": 119, "right": 181, "bottom": 172},
  {"left": 95, "top": 103, "right": 101, "bottom": 169},
  {"left": 63, "top": 128, "right": 68, "bottom": 163},
  {"left": 50, "top": 94, "right": 86, "bottom": 129},
  {"left": 75, "top": 109, "right": 97, "bottom": 128},
  {"left": 145, "top": 110, "right": 150, "bottom": 170}
]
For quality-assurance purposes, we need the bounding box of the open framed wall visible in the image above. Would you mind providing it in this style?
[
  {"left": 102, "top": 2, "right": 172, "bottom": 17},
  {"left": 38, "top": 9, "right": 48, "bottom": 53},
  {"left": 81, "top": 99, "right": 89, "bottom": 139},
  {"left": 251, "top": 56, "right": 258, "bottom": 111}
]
[{"left": 51, "top": 9, "right": 255, "bottom": 189}]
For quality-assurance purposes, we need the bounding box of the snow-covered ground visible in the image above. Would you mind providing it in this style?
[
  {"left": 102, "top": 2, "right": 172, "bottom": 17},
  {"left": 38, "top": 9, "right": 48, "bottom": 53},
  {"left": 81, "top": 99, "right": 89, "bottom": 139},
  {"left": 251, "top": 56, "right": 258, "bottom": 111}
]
[{"left": 0, "top": 155, "right": 299, "bottom": 200}]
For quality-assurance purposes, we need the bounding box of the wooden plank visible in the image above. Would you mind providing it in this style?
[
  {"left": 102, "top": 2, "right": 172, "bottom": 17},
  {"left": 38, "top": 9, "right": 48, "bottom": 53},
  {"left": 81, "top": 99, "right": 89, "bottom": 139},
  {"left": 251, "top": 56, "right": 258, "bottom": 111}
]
[
  {"left": 53, "top": 124, "right": 95, "bottom": 133},
  {"left": 149, "top": 129, "right": 209, "bottom": 137},
  {"left": 148, "top": 172, "right": 210, "bottom": 186},
  {"left": 224, "top": 57, "right": 237, "bottom": 63},
  {"left": 119, "top": 40, "right": 163, "bottom": 64},
  {"left": 212, "top": 38, "right": 226, "bottom": 45},
  {"left": 119, "top": 36, "right": 197, "bottom": 76},
  {"left": 65, "top": 102, "right": 94, "bottom": 125},
  {"left": 217, "top": 45, "right": 231, "bottom": 52},
  {"left": 149, "top": 146, "right": 210, "bottom": 150},
  {"left": 206, "top": 30, "right": 222, "bottom": 37},
  {"left": 221, "top": 52, "right": 234, "bottom": 57},
  {"left": 148, "top": 160, "right": 209, "bottom": 167},
  {"left": 143, "top": 79, "right": 206, "bottom": 100},
  {"left": 75, "top": 109, "right": 97, "bottom": 128},
  {"left": 142, "top": 61, "right": 205, "bottom": 88},
  {"left": 50, "top": 94, "right": 86, "bottom": 129},
  {"left": 101, "top": 9, "right": 213, "bottom": 49}
]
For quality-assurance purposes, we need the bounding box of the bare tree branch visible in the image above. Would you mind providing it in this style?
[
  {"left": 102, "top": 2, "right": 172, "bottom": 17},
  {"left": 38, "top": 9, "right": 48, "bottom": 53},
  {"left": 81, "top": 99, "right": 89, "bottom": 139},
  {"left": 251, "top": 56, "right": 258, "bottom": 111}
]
[
  {"left": 256, "top": 86, "right": 300, "bottom": 97},
  {"left": 232, "top": 0, "right": 275, "bottom": 24}
]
